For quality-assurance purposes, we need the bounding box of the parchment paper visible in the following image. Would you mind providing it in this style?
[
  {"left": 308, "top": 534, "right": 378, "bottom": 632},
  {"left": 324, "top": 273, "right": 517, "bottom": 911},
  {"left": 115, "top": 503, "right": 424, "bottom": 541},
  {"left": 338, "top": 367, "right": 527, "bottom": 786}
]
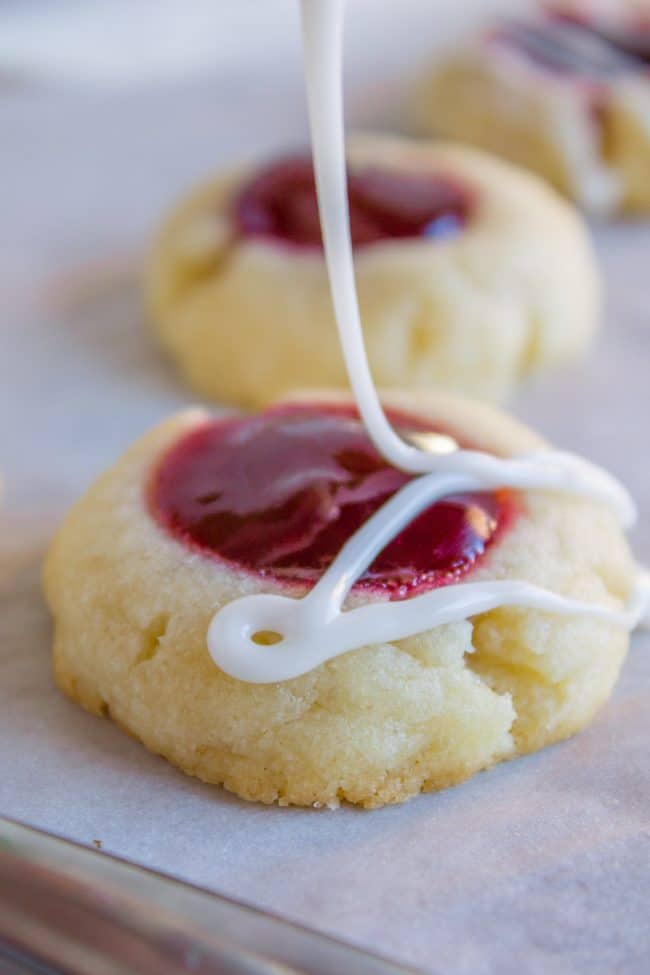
[{"left": 1, "top": 9, "right": 649, "bottom": 973}]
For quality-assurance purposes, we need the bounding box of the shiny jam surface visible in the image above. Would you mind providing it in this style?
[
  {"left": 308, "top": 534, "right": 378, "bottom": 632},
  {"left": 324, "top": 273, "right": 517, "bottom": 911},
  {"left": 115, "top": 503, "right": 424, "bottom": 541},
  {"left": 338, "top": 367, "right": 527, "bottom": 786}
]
[
  {"left": 150, "top": 405, "right": 516, "bottom": 599},
  {"left": 232, "top": 156, "right": 473, "bottom": 249}
]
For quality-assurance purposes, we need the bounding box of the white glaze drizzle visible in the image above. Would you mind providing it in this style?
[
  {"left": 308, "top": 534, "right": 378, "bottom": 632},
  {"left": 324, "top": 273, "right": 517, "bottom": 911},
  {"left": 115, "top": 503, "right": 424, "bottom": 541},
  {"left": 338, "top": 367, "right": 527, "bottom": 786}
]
[{"left": 207, "top": 0, "right": 648, "bottom": 683}]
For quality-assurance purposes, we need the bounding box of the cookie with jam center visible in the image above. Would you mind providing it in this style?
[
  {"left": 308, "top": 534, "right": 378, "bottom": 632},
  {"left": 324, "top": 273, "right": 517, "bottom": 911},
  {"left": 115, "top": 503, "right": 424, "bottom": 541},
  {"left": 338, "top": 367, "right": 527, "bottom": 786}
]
[
  {"left": 147, "top": 135, "right": 600, "bottom": 407},
  {"left": 43, "top": 390, "right": 636, "bottom": 809},
  {"left": 414, "top": 5, "right": 650, "bottom": 214}
]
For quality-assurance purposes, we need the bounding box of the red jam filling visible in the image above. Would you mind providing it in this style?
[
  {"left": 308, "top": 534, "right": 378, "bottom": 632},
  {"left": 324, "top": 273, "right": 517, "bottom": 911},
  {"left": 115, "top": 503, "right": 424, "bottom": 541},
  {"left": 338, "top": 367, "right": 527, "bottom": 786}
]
[
  {"left": 550, "top": 9, "right": 650, "bottom": 65},
  {"left": 491, "top": 13, "right": 650, "bottom": 78},
  {"left": 232, "top": 157, "right": 474, "bottom": 249},
  {"left": 149, "top": 404, "right": 516, "bottom": 599}
]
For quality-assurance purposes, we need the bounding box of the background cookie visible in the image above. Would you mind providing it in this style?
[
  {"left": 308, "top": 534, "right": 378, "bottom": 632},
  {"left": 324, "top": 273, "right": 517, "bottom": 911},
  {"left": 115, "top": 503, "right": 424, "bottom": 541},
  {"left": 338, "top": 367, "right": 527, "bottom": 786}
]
[
  {"left": 414, "top": 7, "right": 650, "bottom": 214},
  {"left": 43, "top": 390, "right": 636, "bottom": 809},
  {"left": 147, "top": 136, "right": 600, "bottom": 407}
]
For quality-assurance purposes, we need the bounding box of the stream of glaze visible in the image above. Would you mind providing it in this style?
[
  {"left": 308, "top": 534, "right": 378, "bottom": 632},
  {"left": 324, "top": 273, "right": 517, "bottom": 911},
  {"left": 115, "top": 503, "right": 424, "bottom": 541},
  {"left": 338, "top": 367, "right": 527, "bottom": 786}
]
[{"left": 207, "top": 0, "right": 649, "bottom": 683}]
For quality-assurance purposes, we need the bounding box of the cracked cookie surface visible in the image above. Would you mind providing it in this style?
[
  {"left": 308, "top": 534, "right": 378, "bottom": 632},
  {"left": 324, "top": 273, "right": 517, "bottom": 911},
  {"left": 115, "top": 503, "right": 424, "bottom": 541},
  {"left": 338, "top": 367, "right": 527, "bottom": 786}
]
[{"left": 42, "top": 390, "right": 635, "bottom": 808}]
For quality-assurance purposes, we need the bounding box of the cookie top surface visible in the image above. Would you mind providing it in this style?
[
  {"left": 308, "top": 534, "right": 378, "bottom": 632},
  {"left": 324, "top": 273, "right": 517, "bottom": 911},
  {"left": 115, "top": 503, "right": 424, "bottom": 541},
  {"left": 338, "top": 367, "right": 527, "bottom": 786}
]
[
  {"left": 149, "top": 402, "right": 516, "bottom": 598},
  {"left": 232, "top": 155, "right": 474, "bottom": 249},
  {"left": 43, "top": 390, "right": 637, "bottom": 808}
]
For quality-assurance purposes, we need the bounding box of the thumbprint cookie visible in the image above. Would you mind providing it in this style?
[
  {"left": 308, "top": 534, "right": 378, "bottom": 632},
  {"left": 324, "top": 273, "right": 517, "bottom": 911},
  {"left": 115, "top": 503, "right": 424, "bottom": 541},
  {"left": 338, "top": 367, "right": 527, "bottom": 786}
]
[
  {"left": 146, "top": 136, "right": 599, "bottom": 407},
  {"left": 43, "top": 390, "right": 636, "bottom": 808},
  {"left": 414, "top": 3, "right": 650, "bottom": 214}
]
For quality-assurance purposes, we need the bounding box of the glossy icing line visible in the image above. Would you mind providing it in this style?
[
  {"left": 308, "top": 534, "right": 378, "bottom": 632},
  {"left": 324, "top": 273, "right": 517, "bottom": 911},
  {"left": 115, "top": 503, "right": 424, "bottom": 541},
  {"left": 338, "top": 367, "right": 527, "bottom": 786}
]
[
  {"left": 297, "top": 0, "right": 631, "bottom": 517},
  {"left": 206, "top": 0, "right": 647, "bottom": 683},
  {"left": 208, "top": 470, "right": 649, "bottom": 683}
]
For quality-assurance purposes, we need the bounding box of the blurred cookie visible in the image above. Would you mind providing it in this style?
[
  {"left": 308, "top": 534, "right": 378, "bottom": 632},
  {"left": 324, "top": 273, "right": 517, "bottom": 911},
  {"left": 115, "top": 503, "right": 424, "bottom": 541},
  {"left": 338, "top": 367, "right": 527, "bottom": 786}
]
[
  {"left": 147, "top": 136, "right": 599, "bottom": 406},
  {"left": 414, "top": 4, "right": 650, "bottom": 214},
  {"left": 43, "top": 390, "right": 635, "bottom": 808}
]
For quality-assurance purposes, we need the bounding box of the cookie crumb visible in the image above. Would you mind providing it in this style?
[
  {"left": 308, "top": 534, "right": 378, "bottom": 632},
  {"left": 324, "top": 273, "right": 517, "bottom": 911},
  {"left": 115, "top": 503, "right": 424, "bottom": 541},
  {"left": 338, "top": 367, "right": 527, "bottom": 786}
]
[{"left": 92, "top": 839, "right": 102, "bottom": 850}]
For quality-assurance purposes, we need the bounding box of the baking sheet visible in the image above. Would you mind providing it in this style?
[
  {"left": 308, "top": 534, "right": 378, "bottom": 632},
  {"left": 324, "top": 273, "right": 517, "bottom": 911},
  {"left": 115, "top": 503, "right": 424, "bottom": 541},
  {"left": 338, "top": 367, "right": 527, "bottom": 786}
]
[{"left": 1, "top": 21, "right": 649, "bottom": 975}]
